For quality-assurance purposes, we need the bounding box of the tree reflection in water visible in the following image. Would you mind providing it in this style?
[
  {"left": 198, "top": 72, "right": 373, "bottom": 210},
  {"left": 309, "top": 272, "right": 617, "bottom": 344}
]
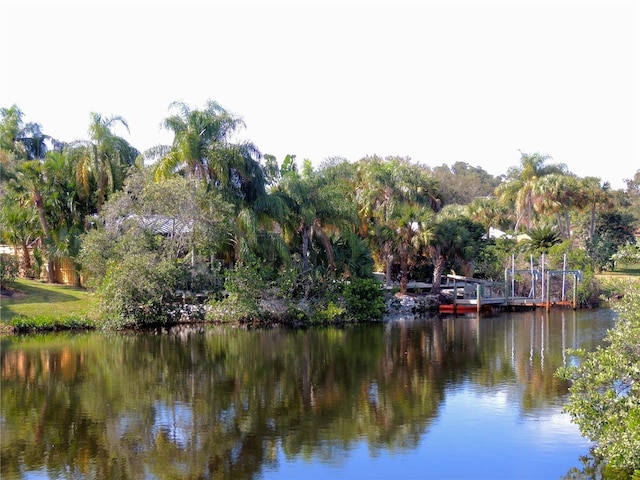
[{"left": 0, "top": 309, "right": 615, "bottom": 479}]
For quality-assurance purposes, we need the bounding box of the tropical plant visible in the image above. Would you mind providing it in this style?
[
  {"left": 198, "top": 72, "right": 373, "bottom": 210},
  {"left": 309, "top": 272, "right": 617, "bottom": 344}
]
[
  {"left": 495, "top": 151, "right": 567, "bottom": 231},
  {"left": 428, "top": 209, "right": 485, "bottom": 294},
  {"left": 531, "top": 173, "right": 579, "bottom": 238},
  {"left": 523, "top": 225, "right": 563, "bottom": 254},
  {"left": 274, "top": 160, "right": 357, "bottom": 296},
  {"left": 343, "top": 277, "right": 386, "bottom": 321},
  {"left": 0, "top": 253, "right": 18, "bottom": 289},
  {"left": 68, "top": 112, "right": 139, "bottom": 211},
  {"left": 10, "top": 159, "right": 55, "bottom": 282},
  {"left": 0, "top": 195, "right": 39, "bottom": 277},
  {"left": 466, "top": 196, "right": 511, "bottom": 237},
  {"left": 354, "top": 156, "right": 440, "bottom": 287},
  {"left": 577, "top": 176, "right": 613, "bottom": 241},
  {"left": 388, "top": 203, "right": 434, "bottom": 294}
]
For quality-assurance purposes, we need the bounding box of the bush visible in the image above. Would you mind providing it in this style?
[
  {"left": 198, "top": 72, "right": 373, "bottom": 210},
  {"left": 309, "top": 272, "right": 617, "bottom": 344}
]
[
  {"left": 8, "top": 314, "right": 95, "bottom": 332},
  {"left": 97, "top": 253, "right": 184, "bottom": 329},
  {"left": 207, "top": 262, "right": 266, "bottom": 323},
  {"left": 343, "top": 277, "right": 386, "bottom": 321},
  {"left": 557, "top": 283, "right": 640, "bottom": 475},
  {"left": 311, "top": 301, "right": 346, "bottom": 324},
  {"left": 0, "top": 254, "right": 18, "bottom": 289}
]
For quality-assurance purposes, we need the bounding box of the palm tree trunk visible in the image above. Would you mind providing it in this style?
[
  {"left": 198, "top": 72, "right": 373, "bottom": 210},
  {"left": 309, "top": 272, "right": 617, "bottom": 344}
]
[
  {"left": 32, "top": 189, "right": 55, "bottom": 283},
  {"left": 313, "top": 219, "right": 335, "bottom": 273},
  {"left": 385, "top": 253, "right": 393, "bottom": 288},
  {"left": 589, "top": 203, "right": 596, "bottom": 240},
  {"left": 400, "top": 253, "right": 409, "bottom": 295},
  {"left": 431, "top": 253, "right": 446, "bottom": 294},
  {"left": 302, "top": 224, "right": 311, "bottom": 298},
  {"left": 20, "top": 241, "right": 32, "bottom": 277}
]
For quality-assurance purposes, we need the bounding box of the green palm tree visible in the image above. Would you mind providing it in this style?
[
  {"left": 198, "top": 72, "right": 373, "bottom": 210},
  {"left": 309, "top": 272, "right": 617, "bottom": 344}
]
[
  {"left": 355, "top": 156, "right": 440, "bottom": 286},
  {"left": 70, "top": 112, "right": 139, "bottom": 211},
  {"left": 11, "top": 160, "right": 55, "bottom": 282},
  {"left": 153, "top": 101, "right": 258, "bottom": 193},
  {"left": 428, "top": 209, "right": 484, "bottom": 294},
  {"left": 577, "top": 176, "right": 612, "bottom": 241},
  {"left": 531, "top": 173, "right": 579, "bottom": 238},
  {"left": 275, "top": 162, "right": 357, "bottom": 296},
  {"left": 466, "top": 196, "right": 510, "bottom": 237},
  {"left": 495, "top": 152, "right": 567, "bottom": 231},
  {"left": 0, "top": 195, "right": 39, "bottom": 276},
  {"left": 387, "top": 203, "right": 434, "bottom": 294},
  {"left": 523, "top": 225, "right": 562, "bottom": 254}
]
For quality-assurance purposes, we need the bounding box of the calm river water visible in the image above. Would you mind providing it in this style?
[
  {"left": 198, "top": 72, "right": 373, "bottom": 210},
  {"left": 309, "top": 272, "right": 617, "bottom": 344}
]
[{"left": 1, "top": 308, "right": 616, "bottom": 479}]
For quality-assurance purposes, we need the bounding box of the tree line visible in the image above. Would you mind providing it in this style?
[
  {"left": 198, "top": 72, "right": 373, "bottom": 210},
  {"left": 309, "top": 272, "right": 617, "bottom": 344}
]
[{"left": 1, "top": 101, "right": 639, "bottom": 326}]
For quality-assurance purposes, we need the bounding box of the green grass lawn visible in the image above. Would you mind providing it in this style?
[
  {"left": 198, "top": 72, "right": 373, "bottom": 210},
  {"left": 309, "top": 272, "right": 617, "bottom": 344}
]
[
  {"left": 596, "top": 263, "right": 640, "bottom": 281},
  {"left": 1, "top": 278, "right": 97, "bottom": 326}
]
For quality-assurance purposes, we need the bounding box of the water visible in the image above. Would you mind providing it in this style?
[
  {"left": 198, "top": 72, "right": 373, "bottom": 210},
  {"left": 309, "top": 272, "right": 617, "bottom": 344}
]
[{"left": 0, "top": 308, "right": 616, "bottom": 479}]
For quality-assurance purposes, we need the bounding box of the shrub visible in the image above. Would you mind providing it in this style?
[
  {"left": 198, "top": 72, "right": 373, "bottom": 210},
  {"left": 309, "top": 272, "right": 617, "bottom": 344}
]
[
  {"left": 0, "top": 254, "right": 18, "bottom": 289},
  {"left": 207, "top": 262, "right": 266, "bottom": 323},
  {"left": 311, "top": 301, "right": 346, "bottom": 324},
  {"left": 8, "top": 314, "right": 95, "bottom": 332},
  {"left": 97, "top": 253, "right": 184, "bottom": 329},
  {"left": 343, "top": 277, "right": 386, "bottom": 321},
  {"left": 557, "top": 283, "right": 640, "bottom": 475}
]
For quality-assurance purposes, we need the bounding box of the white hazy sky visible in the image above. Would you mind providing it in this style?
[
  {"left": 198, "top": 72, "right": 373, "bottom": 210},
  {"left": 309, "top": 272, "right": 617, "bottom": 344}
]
[{"left": 1, "top": 0, "right": 638, "bottom": 189}]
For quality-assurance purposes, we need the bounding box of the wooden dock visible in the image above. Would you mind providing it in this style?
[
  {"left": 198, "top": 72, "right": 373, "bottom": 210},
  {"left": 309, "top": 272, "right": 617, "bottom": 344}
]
[{"left": 439, "top": 273, "right": 580, "bottom": 315}]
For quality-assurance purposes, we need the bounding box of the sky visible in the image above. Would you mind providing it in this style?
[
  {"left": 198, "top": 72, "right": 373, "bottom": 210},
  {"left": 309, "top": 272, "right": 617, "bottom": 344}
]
[{"left": 1, "top": 0, "right": 638, "bottom": 189}]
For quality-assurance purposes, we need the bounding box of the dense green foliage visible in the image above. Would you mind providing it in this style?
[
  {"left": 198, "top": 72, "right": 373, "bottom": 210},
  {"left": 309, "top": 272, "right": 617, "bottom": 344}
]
[
  {"left": 7, "top": 314, "right": 95, "bottom": 332},
  {"left": 558, "top": 282, "right": 640, "bottom": 475},
  {"left": 343, "top": 277, "right": 386, "bottom": 321},
  {"left": 1, "top": 102, "right": 639, "bottom": 327},
  {"left": 0, "top": 253, "right": 18, "bottom": 288}
]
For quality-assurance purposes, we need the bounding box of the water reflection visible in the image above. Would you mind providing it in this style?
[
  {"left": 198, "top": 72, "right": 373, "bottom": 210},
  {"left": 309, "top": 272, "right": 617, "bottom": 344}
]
[{"left": 1, "top": 309, "right": 615, "bottom": 479}]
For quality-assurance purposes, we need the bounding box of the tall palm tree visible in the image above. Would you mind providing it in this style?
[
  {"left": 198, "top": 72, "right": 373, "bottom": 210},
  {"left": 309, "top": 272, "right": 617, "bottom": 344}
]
[
  {"left": 428, "top": 209, "right": 484, "bottom": 294},
  {"left": 495, "top": 152, "right": 567, "bottom": 231},
  {"left": 466, "top": 196, "right": 510, "bottom": 237},
  {"left": 275, "top": 163, "right": 357, "bottom": 296},
  {"left": 387, "top": 204, "right": 434, "bottom": 295},
  {"left": 153, "top": 101, "right": 258, "bottom": 193},
  {"left": 0, "top": 195, "right": 39, "bottom": 276},
  {"left": 531, "top": 173, "right": 578, "bottom": 238},
  {"left": 355, "top": 156, "right": 440, "bottom": 285},
  {"left": 11, "top": 160, "right": 55, "bottom": 282},
  {"left": 70, "top": 112, "right": 139, "bottom": 211},
  {"left": 577, "top": 176, "right": 612, "bottom": 241}
]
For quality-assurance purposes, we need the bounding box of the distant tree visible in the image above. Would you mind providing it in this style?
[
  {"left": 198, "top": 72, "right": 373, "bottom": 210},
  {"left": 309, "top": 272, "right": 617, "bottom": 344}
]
[
  {"left": 0, "top": 105, "right": 28, "bottom": 158},
  {"left": 430, "top": 161, "right": 501, "bottom": 206},
  {"left": 153, "top": 100, "right": 264, "bottom": 199},
  {"left": 388, "top": 203, "right": 434, "bottom": 294},
  {"left": 354, "top": 156, "right": 440, "bottom": 286}
]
